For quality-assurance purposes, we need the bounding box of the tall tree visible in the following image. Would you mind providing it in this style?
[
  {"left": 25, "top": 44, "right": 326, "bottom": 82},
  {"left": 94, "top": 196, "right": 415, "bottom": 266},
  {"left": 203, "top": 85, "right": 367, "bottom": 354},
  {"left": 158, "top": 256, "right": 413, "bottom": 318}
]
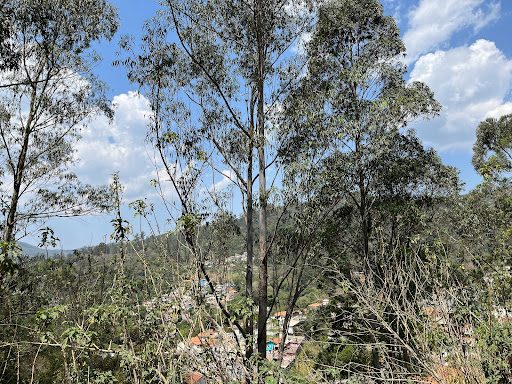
[
  {"left": 0, "top": 0, "right": 118, "bottom": 268},
  {"left": 280, "top": 0, "right": 459, "bottom": 378},
  {"left": 120, "top": 0, "right": 313, "bottom": 365},
  {"left": 471, "top": 113, "right": 512, "bottom": 303},
  {"left": 281, "top": 0, "right": 462, "bottom": 267}
]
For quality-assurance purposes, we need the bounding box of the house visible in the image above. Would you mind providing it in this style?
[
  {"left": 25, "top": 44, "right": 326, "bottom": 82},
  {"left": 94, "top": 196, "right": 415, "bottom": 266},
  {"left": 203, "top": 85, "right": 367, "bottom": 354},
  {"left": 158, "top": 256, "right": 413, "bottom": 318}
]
[
  {"left": 189, "top": 330, "right": 219, "bottom": 354},
  {"left": 272, "top": 311, "right": 287, "bottom": 326},
  {"left": 291, "top": 310, "right": 303, "bottom": 318},
  {"left": 266, "top": 338, "right": 282, "bottom": 360},
  {"left": 422, "top": 366, "right": 464, "bottom": 384},
  {"left": 185, "top": 372, "right": 207, "bottom": 384},
  {"left": 273, "top": 310, "right": 287, "bottom": 318},
  {"left": 266, "top": 340, "right": 277, "bottom": 350}
]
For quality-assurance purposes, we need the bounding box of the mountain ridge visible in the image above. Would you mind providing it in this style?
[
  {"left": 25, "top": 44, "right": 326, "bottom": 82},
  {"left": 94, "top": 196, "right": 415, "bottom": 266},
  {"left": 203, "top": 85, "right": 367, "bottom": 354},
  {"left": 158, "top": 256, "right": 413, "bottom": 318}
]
[{"left": 18, "top": 241, "right": 74, "bottom": 258}]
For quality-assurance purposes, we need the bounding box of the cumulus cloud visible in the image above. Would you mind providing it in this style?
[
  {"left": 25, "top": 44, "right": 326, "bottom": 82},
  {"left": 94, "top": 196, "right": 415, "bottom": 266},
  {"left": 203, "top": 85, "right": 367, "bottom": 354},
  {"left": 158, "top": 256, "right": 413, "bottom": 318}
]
[
  {"left": 403, "top": 0, "right": 500, "bottom": 64},
  {"left": 410, "top": 39, "right": 512, "bottom": 152},
  {"left": 485, "top": 102, "right": 512, "bottom": 119},
  {"left": 209, "top": 170, "right": 235, "bottom": 192},
  {"left": 74, "top": 91, "right": 174, "bottom": 202}
]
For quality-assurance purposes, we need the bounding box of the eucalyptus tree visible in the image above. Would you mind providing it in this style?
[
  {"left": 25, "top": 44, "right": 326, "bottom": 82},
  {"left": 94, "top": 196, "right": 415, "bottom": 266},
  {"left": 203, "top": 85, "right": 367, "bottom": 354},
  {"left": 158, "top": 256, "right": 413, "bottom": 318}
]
[
  {"left": 120, "top": 0, "right": 313, "bottom": 362},
  {"left": 279, "top": 0, "right": 460, "bottom": 378},
  {"left": 472, "top": 113, "right": 512, "bottom": 181},
  {"left": 469, "top": 114, "right": 512, "bottom": 303},
  {"left": 281, "top": 0, "right": 456, "bottom": 261},
  {"left": 0, "top": 0, "right": 118, "bottom": 268}
]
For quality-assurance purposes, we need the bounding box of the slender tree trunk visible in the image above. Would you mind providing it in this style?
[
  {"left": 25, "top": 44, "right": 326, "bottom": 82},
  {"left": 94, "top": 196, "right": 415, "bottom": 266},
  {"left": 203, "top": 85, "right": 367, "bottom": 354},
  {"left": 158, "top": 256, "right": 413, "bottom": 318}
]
[
  {"left": 254, "top": 0, "right": 268, "bottom": 363},
  {"left": 246, "top": 128, "right": 254, "bottom": 359},
  {"left": 257, "top": 145, "right": 268, "bottom": 361},
  {"left": 257, "top": 145, "right": 267, "bottom": 358},
  {"left": 360, "top": 183, "right": 380, "bottom": 376},
  {"left": 2, "top": 86, "right": 37, "bottom": 250},
  {"left": 355, "top": 125, "right": 381, "bottom": 378},
  {"left": 255, "top": 16, "right": 268, "bottom": 367}
]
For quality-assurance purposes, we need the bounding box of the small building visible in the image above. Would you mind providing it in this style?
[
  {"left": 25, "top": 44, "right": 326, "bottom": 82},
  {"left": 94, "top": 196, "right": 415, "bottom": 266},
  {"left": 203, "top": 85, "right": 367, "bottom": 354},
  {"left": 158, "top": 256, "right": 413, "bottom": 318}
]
[
  {"left": 266, "top": 340, "right": 277, "bottom": 352},
  {"left": 185, "top": 372, "right": 207, "bottom": 384},
  {"left": 308, "top": 302, "right": 323, "bottom": 310}
]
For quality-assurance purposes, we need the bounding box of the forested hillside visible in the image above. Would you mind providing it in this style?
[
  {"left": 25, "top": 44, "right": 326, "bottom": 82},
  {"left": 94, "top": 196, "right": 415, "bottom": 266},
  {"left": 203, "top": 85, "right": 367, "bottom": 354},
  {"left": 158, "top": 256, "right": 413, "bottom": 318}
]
[{"left": 1, "top": 0, "right": 511, "bottom": 383}]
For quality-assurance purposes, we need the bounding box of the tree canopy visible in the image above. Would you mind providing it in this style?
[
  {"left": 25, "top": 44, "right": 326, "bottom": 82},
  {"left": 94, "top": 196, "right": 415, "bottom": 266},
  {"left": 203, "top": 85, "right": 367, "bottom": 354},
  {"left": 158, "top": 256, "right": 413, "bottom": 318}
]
[
  {"left": 473, "top": 113, "right": 512, "bottom": 180},
  {"left": 0, "top": 0, "right": 118, "bottom": 255}
]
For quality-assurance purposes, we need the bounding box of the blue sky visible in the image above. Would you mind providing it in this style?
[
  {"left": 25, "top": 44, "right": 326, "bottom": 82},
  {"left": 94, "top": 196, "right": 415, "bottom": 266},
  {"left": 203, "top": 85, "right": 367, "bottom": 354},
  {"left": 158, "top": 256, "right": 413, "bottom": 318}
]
[{"left": 27, "top": 0, "right": 512, "bottom": 250}]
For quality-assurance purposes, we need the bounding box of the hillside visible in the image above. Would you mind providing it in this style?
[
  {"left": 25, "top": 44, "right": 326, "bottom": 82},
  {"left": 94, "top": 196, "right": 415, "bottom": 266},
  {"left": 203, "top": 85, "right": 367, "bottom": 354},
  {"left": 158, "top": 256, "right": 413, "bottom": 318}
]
[{"left": 18, "top": 241, "right": 73, "bottom": 258}]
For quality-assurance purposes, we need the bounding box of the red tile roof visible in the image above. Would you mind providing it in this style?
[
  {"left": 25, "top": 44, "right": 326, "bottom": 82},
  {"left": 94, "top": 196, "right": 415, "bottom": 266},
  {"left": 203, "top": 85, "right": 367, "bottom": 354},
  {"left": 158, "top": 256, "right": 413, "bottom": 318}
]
[{"left": 185, "top": 372, "right": 204, "bottom": 384}]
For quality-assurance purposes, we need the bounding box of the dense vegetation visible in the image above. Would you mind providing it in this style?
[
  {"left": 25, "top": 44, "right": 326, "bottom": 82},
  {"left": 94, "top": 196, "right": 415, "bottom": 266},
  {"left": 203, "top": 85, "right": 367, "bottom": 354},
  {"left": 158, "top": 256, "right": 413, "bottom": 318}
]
[{"left": 1, "top": 0, "right": 511, "bottom": 383}]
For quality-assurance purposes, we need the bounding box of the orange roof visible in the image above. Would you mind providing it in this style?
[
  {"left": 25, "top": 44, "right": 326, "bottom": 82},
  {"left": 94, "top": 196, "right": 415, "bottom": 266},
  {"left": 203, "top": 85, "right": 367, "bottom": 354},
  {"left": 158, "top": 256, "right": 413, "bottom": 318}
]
[
  {"left": 308, "top": 302, "right": 322, "bottom": 308},
  {"left": 185, "top": 372, "right": 204, "bottom": 384},
  {"left": 191, "top": 330, "right": 218, "bottom": 347},
  {"left": 272, "top": 337, "right": 281, "bottom": 345},
  {"left": 423, "top": 307, "right": 440, "bottom": 315},
  {"left": 190, "top": 336, "right": 216, "bottom": 346},
  {"left": 274, "top": 311, "right": 287, "bottom": 317},
  {"left": 422, "top": 366, "right": 464, "bottom": 384},
  {"left": 197, "top": 329, "right": 216, "bottom": 337},
  {"left": 190, "top": 337, "right": 203, "bottom": 346}
]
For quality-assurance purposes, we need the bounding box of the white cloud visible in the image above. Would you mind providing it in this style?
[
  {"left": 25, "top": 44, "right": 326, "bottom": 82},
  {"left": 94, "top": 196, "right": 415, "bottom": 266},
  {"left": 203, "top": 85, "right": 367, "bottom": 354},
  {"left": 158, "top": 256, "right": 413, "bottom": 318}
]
[
  {"left": 485, "top": 102, "right": 512, "bottom": 119},
  {"left": 403, "top": 0, "right": 500, "bottom": 64},
  {"left": 410, "top": 39, "right": 512, "bottom": 152},
  {"left": 209, "top": 170, "right": 234, "bottom": 192},
  {"left": 292, "top": 31, "right": 312, "bottom": 54},
  {"left": 74, "top": 91, "right": 175, "bottom": 202}
]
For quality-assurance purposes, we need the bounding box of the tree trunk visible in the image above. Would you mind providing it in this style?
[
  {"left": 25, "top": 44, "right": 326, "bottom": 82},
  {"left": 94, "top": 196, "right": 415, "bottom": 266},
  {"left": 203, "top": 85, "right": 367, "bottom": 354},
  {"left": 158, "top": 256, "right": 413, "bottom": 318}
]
[
  {"left": 257, "top": 135, "right": 268, "bottom": 360},
  {"left": 246, "top": 127, "right": 254, "bottom": 359},
  {"left": 255, "top": 0, "right": 268, "bottom": 363},
  {"left": 2, "top": 84, "right": 37, "bottom": 253}
]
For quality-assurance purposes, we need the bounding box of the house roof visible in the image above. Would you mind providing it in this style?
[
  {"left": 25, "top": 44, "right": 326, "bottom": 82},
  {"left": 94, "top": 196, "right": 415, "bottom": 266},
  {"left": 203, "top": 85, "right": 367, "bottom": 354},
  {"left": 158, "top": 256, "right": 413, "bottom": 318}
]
[
  {"left": 185, "top": 372, "right": 204, "bottom": 384},
  {"left": 191, "top": 329, "right": 218, "bottom": 347},
  {"left": 274, "top": 311, "right": 287, "bottom": 317},
  {"left": 190, "top": 336, "right": 216, "bottom": 347},
  {"left": 419, "top": 366, "right": 464, "bottom": 384},
  {"left": 308, "top": 302, "right": 322, "bottom": 308},
  {"left": 197, "top": 329, "right": 216, "bottom": 337}
]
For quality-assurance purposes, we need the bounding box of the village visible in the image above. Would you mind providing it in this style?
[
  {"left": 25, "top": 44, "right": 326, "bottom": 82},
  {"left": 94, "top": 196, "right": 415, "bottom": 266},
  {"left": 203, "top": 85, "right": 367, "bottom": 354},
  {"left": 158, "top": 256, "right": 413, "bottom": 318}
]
[
  {"left": 140, "top": 252, "right": 334, "bottom": 383},
  {"left": 139, "top": 251, "right": 512, "bottom": 384}
]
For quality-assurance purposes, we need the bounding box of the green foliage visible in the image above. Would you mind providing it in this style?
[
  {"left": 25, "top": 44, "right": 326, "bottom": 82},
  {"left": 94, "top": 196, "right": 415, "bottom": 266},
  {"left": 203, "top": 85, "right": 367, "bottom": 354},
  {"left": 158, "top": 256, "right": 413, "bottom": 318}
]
[
  {"left": 477, "top": 321, "right": 512, "bottom": 383},
  {"left": 228, "top": 295, "right": 257, "bottom": 324},
  {"left": 39, "top": 227, "right": 60, "bottom": 248},
  {"left": 176, "top": 213, "right": 203, "bottom": 236},
  {"left": 473, "top": 114, "right": 512, "bottom": 180},
  {"left": 0, "top": 241, "right": 20, "bottom": 276},
  {"left": 0, "top": 0, "right": 118, "bottom": 250}
]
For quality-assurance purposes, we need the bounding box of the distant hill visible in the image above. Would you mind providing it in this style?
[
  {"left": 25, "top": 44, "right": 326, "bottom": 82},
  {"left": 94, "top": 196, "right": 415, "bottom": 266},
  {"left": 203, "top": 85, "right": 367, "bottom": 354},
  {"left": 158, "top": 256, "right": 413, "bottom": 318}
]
[{"left": 18, "top": 241, "right": 74, "bottom": 258}]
